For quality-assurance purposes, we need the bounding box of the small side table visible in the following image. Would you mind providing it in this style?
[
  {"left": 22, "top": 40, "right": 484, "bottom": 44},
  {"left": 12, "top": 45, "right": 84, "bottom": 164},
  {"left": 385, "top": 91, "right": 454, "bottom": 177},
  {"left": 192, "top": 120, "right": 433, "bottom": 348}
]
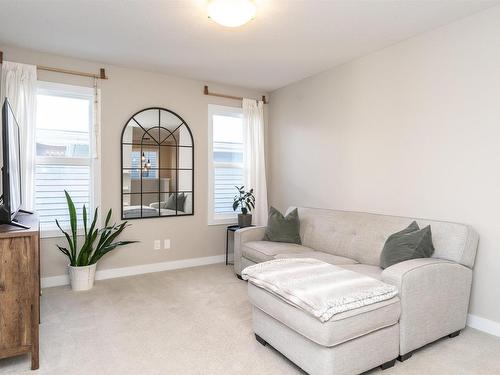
[{"left": 226, "top": 225, "right": 255, "bottom": 265}]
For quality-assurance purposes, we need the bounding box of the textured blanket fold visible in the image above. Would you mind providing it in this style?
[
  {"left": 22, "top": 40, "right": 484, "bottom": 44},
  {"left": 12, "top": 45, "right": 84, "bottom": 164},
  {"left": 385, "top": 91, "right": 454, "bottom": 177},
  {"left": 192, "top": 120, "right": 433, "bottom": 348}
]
[{"left": 242, "top": 258, "right": 398, "bottom": 323}]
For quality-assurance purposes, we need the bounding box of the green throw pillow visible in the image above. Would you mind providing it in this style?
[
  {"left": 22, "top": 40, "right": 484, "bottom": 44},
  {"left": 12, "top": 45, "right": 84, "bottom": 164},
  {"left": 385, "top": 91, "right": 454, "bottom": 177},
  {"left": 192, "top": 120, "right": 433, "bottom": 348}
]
[
  {"left": 165, "top": 193, "right": 186, "bottom": 212},
  {"left": 380, "top": 221, "right": 435, "bottom": 269},
  {"left": 264, "top": 207, "right": 301, "bottom": 244}
]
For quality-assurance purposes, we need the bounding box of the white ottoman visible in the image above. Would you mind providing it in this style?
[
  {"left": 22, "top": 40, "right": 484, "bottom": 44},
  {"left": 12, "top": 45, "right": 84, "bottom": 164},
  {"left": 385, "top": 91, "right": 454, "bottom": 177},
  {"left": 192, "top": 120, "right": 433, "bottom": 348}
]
[{"left": 248, "top": 283, "right": 401, "bottom": 375}]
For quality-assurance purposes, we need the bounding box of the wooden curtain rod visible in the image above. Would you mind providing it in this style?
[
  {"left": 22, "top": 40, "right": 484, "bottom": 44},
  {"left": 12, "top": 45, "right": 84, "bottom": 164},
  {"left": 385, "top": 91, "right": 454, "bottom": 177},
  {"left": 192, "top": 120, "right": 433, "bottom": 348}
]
[
  {"left": 37, "top": 65, "right": 107, "bottom": 80},
  {"left": 204, "top": 85, "right": 267, "bottom": 104},
  {"left": 0, "top": 50, "right": 107, "bottom": 80}
]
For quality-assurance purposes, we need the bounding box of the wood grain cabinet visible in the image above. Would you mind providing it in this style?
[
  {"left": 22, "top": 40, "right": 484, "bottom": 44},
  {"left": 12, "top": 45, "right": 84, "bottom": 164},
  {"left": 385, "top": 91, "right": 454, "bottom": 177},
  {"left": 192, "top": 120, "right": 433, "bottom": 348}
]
[{"left": 0, "top": 213, "right": 40, "bottom": 370}]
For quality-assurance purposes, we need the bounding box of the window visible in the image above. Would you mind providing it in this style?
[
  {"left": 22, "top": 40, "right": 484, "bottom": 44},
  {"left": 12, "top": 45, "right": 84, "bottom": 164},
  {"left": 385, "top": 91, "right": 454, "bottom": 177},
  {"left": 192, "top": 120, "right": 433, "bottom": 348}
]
[
  {"left": 35, "top": 82, "right": 99, "bottom": 235},
  {"left": 130, "top": 150, "right": 158, "bottom": 179},
  {"left": 208, "top": 105, "right": 245, "bottom": 224}
]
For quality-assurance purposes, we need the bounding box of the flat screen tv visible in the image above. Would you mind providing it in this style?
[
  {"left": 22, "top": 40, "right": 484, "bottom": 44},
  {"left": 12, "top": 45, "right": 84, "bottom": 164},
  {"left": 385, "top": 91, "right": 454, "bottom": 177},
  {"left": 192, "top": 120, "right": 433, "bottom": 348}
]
[{"left": 0, "top": 99, "right": 29, "bottom": 229}]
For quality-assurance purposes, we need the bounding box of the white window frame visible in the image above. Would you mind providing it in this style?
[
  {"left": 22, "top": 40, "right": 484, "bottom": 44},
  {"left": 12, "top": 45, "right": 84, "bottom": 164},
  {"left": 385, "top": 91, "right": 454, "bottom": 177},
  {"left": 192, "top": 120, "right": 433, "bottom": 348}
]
[
  {"left": 207, "top": 104, "right": 245, "bottom": 225},
  {"left": 36, "top": 81, "right": 101, "bottom": 238}
]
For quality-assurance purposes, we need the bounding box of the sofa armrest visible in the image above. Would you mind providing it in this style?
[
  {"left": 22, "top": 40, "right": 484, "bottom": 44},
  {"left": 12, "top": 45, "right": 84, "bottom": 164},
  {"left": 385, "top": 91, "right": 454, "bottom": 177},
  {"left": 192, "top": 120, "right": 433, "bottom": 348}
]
[
  {"left": 233, "top": 226, "right": 266, "bottom": 276},
  {"left": 382, "top": 258, "right": 472, "bottom": 355},
  {"left": 149, "top": 202, "right": 164, "bottom": 209}
]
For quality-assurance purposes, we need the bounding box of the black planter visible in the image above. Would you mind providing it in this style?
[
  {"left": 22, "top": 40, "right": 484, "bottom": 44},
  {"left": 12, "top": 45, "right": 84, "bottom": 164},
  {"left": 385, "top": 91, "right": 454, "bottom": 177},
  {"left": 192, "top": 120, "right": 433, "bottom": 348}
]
[{"left": 238, "top": 214, "right": 252, "bottom": 228}]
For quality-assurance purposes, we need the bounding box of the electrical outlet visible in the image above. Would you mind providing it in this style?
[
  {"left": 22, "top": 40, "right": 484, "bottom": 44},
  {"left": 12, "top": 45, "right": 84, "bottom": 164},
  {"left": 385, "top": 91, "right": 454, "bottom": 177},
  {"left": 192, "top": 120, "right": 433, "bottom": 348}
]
[
  {"left": 164, "top": 239, "right": 171, "bottom": 249},
  {"left": 154, "top": 240, "right": 161, "bottom": 250}
]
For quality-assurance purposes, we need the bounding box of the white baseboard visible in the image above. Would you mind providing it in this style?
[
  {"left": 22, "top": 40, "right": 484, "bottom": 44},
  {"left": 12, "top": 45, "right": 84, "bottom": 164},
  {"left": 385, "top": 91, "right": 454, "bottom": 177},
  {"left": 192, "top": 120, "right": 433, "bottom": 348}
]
[
  {"left": 41, "top": 254, "right": 225, "bottom": 289},
  {"left": 42, "top": 274, "right": 70, "bottom": 288},
  {"left": 467, "top": 314, "right": 500, "bottom": 337}
]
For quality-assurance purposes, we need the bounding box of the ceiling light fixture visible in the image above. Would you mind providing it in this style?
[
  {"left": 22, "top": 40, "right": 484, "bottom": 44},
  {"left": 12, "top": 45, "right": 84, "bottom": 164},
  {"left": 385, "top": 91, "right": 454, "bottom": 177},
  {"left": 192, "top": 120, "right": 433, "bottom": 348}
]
[{"left": 207, "top": 0, "right": 256, "bottom": 28}]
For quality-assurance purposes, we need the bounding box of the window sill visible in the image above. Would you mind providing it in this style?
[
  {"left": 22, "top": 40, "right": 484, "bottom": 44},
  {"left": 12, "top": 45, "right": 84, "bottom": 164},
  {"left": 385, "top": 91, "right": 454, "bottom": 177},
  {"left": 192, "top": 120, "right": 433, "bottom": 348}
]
[
  {"left": 208, "top": 217, "right": 238, "bottom": 226},
  {"left": 40, "top": 228, "right": 86, "bottom": 239}
]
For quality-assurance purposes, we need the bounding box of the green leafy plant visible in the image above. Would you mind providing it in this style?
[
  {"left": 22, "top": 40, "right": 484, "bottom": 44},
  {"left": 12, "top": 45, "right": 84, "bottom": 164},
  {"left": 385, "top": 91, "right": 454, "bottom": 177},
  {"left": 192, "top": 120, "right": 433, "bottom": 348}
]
[
  {"left": 232, "top": 186, "right": 255, "bottom": 215},
  {"left": 56, "top": 190, "right": 138, "bottom": 267}
]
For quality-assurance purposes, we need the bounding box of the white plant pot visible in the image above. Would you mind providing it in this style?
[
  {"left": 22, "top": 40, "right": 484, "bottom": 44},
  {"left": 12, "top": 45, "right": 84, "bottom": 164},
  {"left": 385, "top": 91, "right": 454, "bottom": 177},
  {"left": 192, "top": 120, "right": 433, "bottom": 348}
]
[{"left": 68, "top": 263, "right": 97, "bottom": 291}]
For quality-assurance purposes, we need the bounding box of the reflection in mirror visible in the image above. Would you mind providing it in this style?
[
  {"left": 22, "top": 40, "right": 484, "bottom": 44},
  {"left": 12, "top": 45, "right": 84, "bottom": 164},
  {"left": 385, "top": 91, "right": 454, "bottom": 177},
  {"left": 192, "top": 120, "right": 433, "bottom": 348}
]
[
  {"left": 159, "top": 193, "right": 180, "bottom": 217},
  {"left": 159, "top": 169, "right": 176, "bottom": 192},
  {"left": 122, "top": 193, "right": 142, "bottom": 219},
  {"left": 160, "top": 110, "right": 183, "bottom": 131},
  {"left": 122, "top": 121, "right": 133, "bottom": 144},
  {"left": 178, "top": 147, "right": 192, "bottom": 169},
  {"left": 122, "top": 144, "right": 134, "bottom": 169},
  {"left": 122, "top": 170, "right": 142, "bottom": 194},
  {"left": 156, "top": 192, "right": 192, "bottom": 216},
  {"left": 178, "top": 170, "right": 193, "bottom": 192},
  {"left": 174, "top": 125, "right": 193, "bottom": 146},
  {"left": 160, "top": 146, "right": 177, "bottom": 169},
  {"left": 133, "top": 110, "right": 158, "bottom": 131},
  {"left": 121, "top": 108, "right": 194, "bottom": 219},
  {"left": 159, "top": 127, "right": 173, "bottom": 145},
  {"left": 142, "top": 126, "right": 160, "bottom": 145},
  {"left": 122, "top": 120, "right": 142, "bottom": 144},
  {"left": 180, "top": 192, "right": 193, "bottom": 215},
  {"left": 142, "top": 175, "right": 161, "bottom": 193}
]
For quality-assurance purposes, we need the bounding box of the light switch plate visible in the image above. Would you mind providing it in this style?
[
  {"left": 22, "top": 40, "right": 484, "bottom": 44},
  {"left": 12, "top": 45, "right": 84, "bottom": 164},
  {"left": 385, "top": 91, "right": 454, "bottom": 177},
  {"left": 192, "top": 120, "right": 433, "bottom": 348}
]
[
  {"left": 154, "top": 240, "right": 161, "bottom": 250},
  {"left": 164, "top": 239, "right": 171, "bottom": 249}
]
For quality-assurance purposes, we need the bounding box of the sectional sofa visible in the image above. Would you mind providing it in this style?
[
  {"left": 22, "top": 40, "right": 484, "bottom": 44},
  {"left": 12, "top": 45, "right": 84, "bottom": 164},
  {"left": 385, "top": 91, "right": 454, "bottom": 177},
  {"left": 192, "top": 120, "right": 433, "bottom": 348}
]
[{"left": 234, "top": 207, "right": 479, "bottom": 374}]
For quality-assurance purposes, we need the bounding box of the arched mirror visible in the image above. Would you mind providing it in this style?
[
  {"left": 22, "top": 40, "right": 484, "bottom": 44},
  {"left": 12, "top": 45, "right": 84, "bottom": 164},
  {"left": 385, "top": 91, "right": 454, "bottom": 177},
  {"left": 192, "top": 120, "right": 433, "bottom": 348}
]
[{"left": 121, "top": 108, "right": 194, "bottom": 219}]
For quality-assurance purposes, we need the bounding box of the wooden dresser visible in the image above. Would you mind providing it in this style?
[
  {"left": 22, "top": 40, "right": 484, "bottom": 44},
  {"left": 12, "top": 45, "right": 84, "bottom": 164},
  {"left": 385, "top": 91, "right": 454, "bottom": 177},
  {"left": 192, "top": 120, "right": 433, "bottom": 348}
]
[{"left": 0, "top": 213, "right": 40, "bottom": 370}]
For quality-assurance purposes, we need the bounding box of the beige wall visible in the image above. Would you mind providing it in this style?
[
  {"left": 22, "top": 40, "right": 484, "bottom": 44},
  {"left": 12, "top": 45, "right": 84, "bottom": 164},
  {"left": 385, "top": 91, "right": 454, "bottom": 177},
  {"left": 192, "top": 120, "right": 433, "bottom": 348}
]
[
  {"left": 268, "top": 6, "right": 500, "bottom": 323},
  {"left": 0, "top": 44, "right": 267, "bottom": 278}
]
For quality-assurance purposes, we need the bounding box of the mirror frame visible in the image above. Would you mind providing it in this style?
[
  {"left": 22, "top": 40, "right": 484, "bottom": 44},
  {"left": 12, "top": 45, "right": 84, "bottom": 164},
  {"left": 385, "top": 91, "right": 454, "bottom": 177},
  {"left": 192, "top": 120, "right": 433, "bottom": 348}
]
[{"left": 120, "top": 107, "right": 194, "bottom": 220}]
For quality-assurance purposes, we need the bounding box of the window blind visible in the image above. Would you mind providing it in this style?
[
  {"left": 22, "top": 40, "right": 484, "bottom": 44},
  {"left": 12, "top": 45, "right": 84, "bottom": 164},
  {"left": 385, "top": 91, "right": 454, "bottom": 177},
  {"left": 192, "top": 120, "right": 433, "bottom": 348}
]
[{"left": 35, "top": 164, "right": 91, "bottom": 228}]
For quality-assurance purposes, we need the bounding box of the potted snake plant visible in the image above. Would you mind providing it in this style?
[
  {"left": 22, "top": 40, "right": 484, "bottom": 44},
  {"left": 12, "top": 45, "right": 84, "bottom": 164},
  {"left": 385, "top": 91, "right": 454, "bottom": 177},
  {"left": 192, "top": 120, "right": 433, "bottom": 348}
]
[
  {"left": 56, "top": 191, "right": 137, "bottom": 291},
  {"left": 233, "top": 186, "right": 255, "bottom": 228}
]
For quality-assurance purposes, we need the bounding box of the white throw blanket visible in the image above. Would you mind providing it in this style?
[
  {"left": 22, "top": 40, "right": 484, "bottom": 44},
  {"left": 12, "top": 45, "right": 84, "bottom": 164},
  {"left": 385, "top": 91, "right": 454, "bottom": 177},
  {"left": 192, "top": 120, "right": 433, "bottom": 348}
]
[{"left": 242, "top": 258, "right": 398, "bottom": 323}]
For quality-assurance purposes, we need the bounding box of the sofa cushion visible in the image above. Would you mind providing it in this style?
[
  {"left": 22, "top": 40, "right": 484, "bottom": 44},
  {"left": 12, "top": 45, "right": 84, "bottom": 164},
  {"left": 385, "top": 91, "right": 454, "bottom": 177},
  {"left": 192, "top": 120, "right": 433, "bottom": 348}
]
[
  {"left": 248, "top": 283, "right": 400, "bottom": 347},
  {"left": 339, "top": 264, "right": 383, "bottom": 280},
  {"left": 242, "top": 241, "right": 312, "bottom": 263},
  {"left": 165, "top": 192, "right": 186, "bottom": 211},
  {"left": 293, "top": 207, "right": 477, "bottom": 268},
  {"left": 274, "top": 251, "right": 358, "bottom": 265},
  {"left": 380, "top": 223, "right": 435, "bottom": 269},
  {"left": 264, "top": 207, "right": 302, "bottom": 244},
  {"left": 264, "top": 207, "right": 301, "bottom": 245}
]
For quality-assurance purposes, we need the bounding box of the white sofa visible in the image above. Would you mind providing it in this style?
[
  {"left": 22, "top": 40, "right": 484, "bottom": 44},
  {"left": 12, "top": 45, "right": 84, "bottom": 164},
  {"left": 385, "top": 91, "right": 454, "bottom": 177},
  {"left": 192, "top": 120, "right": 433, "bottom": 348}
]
[
  {"left": 235, "top": 207, "right": 479, "bottom": 365},
  {"left": 123, "top": 194, "right": 193, "bottom": 218}
]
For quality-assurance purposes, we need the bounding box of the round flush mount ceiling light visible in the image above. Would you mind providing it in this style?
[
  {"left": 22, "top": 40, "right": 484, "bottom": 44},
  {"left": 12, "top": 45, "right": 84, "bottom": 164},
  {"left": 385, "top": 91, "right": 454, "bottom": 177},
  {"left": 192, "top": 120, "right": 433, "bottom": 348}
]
[{"left": 207, "top": 0, "right": 257, "bottom": 28}]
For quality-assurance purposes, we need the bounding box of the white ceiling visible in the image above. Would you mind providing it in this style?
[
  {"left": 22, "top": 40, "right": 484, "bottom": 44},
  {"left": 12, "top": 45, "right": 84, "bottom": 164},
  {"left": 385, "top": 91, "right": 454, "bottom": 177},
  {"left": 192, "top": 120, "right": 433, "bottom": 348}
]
[{"left": 0, "top": 0, "right": 498, "bottom": 91}]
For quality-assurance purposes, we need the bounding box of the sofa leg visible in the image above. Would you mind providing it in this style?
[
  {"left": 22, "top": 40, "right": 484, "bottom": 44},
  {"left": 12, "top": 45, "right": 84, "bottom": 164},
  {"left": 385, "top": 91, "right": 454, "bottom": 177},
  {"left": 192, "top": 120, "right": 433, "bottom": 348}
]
[
  {"left": 255, "top": 334, "right": 267, "bottom": 346},
  {"left": 380, "top": 359, "right": 396, "bottom": 370},
  {"left": 236, "top": 274, "right": 243, "bottom": 280},
  {"left": 448, "top": 330, "right": 460, "bottom": 338},
  {"left": 398, "top": 352, "right": 412, "bottom": 362}
]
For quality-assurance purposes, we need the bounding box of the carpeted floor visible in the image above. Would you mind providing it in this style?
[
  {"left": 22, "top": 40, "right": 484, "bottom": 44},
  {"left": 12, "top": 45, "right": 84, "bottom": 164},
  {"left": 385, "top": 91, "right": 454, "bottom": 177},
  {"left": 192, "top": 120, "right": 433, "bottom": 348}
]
[{"left": 1, "top": 263, "right": 499, "bottom": 374}]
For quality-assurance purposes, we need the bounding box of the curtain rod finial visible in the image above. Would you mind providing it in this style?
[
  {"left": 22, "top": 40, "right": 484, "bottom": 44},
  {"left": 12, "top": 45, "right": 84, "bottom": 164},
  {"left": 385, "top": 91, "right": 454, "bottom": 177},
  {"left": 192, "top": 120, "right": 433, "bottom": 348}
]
[
  {"left": 99, "top": 68, "right": 107, "bottom": 80},
  {"left": 204, "top": 85, "right": 209, "bottom": 95}
]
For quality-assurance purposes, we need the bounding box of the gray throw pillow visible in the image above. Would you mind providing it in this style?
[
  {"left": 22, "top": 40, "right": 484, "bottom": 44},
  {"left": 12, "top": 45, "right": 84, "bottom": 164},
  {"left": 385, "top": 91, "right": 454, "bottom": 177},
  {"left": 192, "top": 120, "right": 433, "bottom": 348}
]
[
  {"left": 165, "top": 193, "right": 186, "bottom": 212},
  {"left": 380, "top": 221, "right": 435, "bottom": 269},
  {"left": 164, "top": 194, "right": 176, "bottom": 210},
  {"left": 176, "top": 193, "right": 187, "bottom": 212},
  {"left": 264, "top": 207, "right": 301, "bottom": 244}
]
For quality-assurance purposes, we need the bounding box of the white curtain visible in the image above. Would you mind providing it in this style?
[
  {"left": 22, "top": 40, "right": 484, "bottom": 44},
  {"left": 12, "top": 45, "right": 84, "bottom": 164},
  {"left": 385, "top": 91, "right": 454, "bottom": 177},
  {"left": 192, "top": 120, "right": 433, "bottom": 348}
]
[
  {"left": 92, "top": 79, "right": 101, "bottom": 159},
  {"left": 243, "top": 98, "right": 268, "bottom": 225},
  {"left": 1, "top": 61, "right": 37, "bottom": 211}
]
